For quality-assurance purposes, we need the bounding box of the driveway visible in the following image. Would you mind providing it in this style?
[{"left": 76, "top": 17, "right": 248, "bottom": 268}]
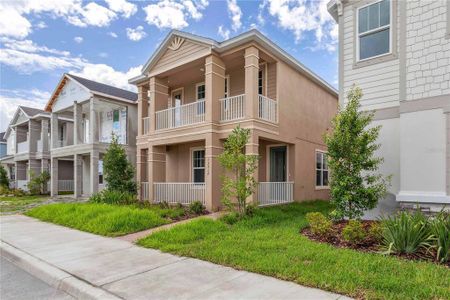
[{"left": 1, "top": 215, "right": 349, "bottom": 300}]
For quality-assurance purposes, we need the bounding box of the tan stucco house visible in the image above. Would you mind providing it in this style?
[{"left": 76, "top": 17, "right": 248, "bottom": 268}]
[
  {"left": 44, "top": 74, "right": 138, "bottom": 197},
  {"left": 129, "top": 30, "right": 338, "bottom": 211}
]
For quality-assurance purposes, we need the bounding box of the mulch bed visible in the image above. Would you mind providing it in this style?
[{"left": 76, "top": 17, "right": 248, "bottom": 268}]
[{"left": 301, "top": 220, "right": 449, "bottom": 267}]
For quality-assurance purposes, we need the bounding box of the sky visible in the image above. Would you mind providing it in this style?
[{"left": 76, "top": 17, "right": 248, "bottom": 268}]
[{"left": 0, "top": 0, "right": 338, "bottom": 132}]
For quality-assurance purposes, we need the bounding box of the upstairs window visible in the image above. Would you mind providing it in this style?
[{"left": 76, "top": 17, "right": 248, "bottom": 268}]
[
  {"left": 258, "top": 70, "right": 263, "bottom": 95},
  {"left": 357, "top": 0, "right": 391, "bottom": 60},
  {"left": 196, "top": 83, "right": 205, "bottom": 114},
  {"left": 316, "top": 151, "right": 329, "bottom": 187},
  {"left": 192, "top": 149, "right": 205, "bottom": 183}
]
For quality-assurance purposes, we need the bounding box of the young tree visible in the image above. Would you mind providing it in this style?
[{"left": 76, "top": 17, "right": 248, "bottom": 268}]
[
  {"left": 0, "top": 165, "right": 9, "bottom": 188},
  {"left": 324, "top": 86, "right": 390, "bottom": 219},
  {"left": 218, "top": 126, "right": 259, "bottom": 216},
  {"left": 103, "top": 134, "right": 137, "bottom": 194}
]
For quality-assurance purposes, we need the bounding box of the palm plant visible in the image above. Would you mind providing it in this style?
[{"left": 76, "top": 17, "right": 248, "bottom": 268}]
[{"left": 429, "top": 211, "right": 450, "bottom": 263}]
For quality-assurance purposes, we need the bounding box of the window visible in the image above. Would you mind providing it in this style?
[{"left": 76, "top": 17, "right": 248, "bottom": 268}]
[
  {"left": 224, "top": 75, "right": 230, "bottom": 98},
  {"left": 192, "top": 149, "right": 205, "bottom": 183},
  {"left": 98, "top": 160, "right": 103, "bottom": 184},
  {"left": 258, "top": 70, "right": 263, "bottom": 95},
  {"left": 357, "top": 0, "right": 391, "bottom": 60},
  {"left": 196, "top": 83, "right": 205, "bottom": 115},
  {"left": 316, "top": 151, "right": 329, "bottom": 187}
]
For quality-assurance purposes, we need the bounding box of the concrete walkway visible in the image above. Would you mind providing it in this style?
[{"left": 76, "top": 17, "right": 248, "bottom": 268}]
[{"left": 0, "top": 215, "right": 350, "bottom": 300}]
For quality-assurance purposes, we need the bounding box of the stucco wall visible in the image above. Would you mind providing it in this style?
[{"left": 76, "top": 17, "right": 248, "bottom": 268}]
[{"left": 165, "top": 141, "right": 204, "bottom": 182}]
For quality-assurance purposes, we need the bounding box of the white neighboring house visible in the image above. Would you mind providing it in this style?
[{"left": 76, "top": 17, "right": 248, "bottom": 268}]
[
  {"left": 45, "top": 73, "right": 138, "bottom": 197},
  {"left": 328, "top": 0, "right": 450, "bottom": 211}
]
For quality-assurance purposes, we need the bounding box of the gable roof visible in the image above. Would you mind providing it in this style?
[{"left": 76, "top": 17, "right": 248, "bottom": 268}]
[
  {"left": 19, "top": 106, "right": 47, "bottom": 117},
  {"left": 130, "top": 29, "right": 337, "bottom": 96},
  {"left": 0, "top": 132, "right": 6, "bottom": 143},
  {"left": 45, "top": 73, "right": 138, "bottom": 111},
  {"left": 4, "top": 106, "right": 50, "bottom": 139}
]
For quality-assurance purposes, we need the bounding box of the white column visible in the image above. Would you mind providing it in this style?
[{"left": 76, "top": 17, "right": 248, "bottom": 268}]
[
  {"left": 90, "top": 150, "right": 99, "bottom": 195},
  {"left": 89, "top": 99, "right": 98, "bottom": 143},
  {"left": 74, "top": 154, "right": 82, "bottom": 197},
  {"left": 50, "top": 113, "right": 58, "bottom": 149},
  {"left": 73, "top": 101, "right": 82, "bottom": 145},
  {"left": 41, "top": 119, "right": 49, "bottom": 152},
  {"left": 50, "top": 157, "right": 58, "bottom": 197}
]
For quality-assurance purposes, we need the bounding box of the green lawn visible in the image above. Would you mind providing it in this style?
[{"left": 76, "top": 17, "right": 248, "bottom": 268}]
[
  {"left": 26, "top": 203, "right": 185, "bottom": 237},
  {"left": 0, "top": 195, "right": 49, "bottom": 213},
  {"left": 138, "top": 201, "right": 450, "bottom": 300}
]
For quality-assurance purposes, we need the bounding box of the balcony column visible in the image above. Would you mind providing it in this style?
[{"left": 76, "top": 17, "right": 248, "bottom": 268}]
[
  {"left": 147, "top": 145, "right": 166, "bottom": 202},
  {"left": 137, "top": 85, "right": 149, "bottom": 135},
  {"left": 205, "top": 55, "right": 225, "bottom": 123},
  {"left": 90, "top": 150, "right": 99, "bottom": 195},
  {"left": 74, "top": 154, "right": 82, "bottom": 198},
  {"left": 245, "top": 131, "right": 259, "bottom": 204},
  {"left": 50, "top": 157, "right": 58, "bottom": 197},
  {"left": 29, "top": 120, "right": 39, "bottom": 153},
  {"left": 73, "top": 101, "right": 83, "bottom": 145},
  {"left": 137, "top": 147, "right": 147, "bottom": 200},
  {"left": 205, "top": 133, "right": 222, "bottom": 211},
  {"left": 41, "top": 119, "right": 49, "bottom": 152},
  {"left": 244, "top": 46, "right": 260, "bottom": 119},
  {"left": 50, "top": 113, "right": 58, "bottom": 149},
  {"left": 89, "top": 98, "right": 98, "bottom": 143},
  {"left": 149, "top": 77, "right": 168, "bottom": 133},
  {"left": 41, "top": 159, "right": 49, "bottom": 193}
]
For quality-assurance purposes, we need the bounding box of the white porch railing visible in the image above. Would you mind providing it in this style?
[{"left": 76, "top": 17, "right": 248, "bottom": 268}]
[
  {"left": 220, "top": 94, "right": 245, "bottom": 122},
  {"left": 58, "top": 180, "right": 74, "bottom": 191},
  {"left": 258, "top": 182, "right": 294, "bottom": 206},
  {"left": 16, "top": 141, "right": 28, "bottom": 153},
  {"left": 258, "top": 95, "right": 278, "bottom": 123},
  {"left": 17, "top": 180, "right": 28, "bottom": 190},
  {"left": 141, "top": 182, "right": 149, "bottom": 200},
  {"left": 154, "top": 182, "right": 205, "bottom": 205},
  {"left": 143, "top": 117, "right": 151, "bottom": 134},
  {"left": 155, "top": 100, "right": 205, "bottom": 130}
]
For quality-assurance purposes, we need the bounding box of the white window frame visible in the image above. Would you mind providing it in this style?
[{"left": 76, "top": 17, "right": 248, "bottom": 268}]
[
  {"left": 190, "top": 147, "right": 205, "bottom": 183},
  {"left": 224, "top": 75, "right": 230, "bottom": 98},
  {"left": 356, "top": 0, "right": 393, "bottom": 62},
  {"left": 195, "top": 82, "right": 205, "bottom": 101},
  {"left": 266, "top": 144, "right": 289, "bottom": 182},
  {"left": 315, "top": 150, "right": 329, "bottom": 189}
]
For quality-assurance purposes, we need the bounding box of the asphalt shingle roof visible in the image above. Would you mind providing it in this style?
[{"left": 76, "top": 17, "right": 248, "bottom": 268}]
[
  {"left": 19, "top": 106, "right": 47, "bottom": 117},
  {"left": 0, "top": 132, "right": 6, "bottom": 143},
  {"left": 67, "top": 74, "right": 138, "bottom": 102}
]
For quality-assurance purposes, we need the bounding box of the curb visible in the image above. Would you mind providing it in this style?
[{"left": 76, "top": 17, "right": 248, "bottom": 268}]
[{"left": 0, "top": 241, "right": 121, "bottom": 300}]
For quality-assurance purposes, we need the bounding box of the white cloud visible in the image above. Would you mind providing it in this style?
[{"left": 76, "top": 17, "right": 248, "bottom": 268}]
[
  {"left": 67, "top": 2, "right": 117, "bottom": 28},
  {"left": 36, "top": 21, "right": 47, "bottom": 29},
  {"left": 126, "top": 26, "right": 147, "bottom": 42},
  {"left": 108, "top": 31, "right": 118, "bottom": 38},
  {"left": 105, "top": 0, "right": 137, "bottom": 18},
  {"left": 217, "top": 25, "right": 230, "bottom": 40},
  {"left": 0, "top": 6, "right": 32, "bottom": 39},
  {"left": 227, "top": 0, "right": 242, "bottom": 31},
  {"left": 71, "top": 64, "right": 141, "bottom": 92},
  {"left": 0, "top": 89, "right": 51, "bottom": 131},
  {"left": 143, "top": 0, "right": 209, "bottom": 29},
  {"left": 265, "top": 0, "right": 338, "bottom": 51},
  {"left": 74, "top": 36, "right": 83, "bottom": 43},
  {"left": 99, "top": 52, "right": 109, "bottom": 58}
]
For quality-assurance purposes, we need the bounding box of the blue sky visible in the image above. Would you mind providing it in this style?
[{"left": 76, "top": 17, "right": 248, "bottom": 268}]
[{"left": 0, "top": 0, "right": 338, "bottom": 131}]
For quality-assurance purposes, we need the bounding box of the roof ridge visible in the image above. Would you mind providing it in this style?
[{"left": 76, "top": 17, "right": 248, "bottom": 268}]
[{"left": 67, "top": 73, "right": 137, "bottom": 95}]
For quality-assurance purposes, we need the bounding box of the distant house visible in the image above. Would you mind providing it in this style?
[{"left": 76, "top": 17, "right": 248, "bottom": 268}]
[
  {"left": 0, "top": 132, "right": 6, "bottom": 158},
  {"left": 129, "top": 29, "right": 338, "bottom": 210},
  {"left": 328, "top": 0, "right": 450, "bottom": 211}
]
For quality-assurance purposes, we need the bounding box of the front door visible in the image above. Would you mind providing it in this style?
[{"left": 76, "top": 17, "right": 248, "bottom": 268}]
[
  {"left": 172, "top": 90, "right": 182, "bottom": 127},
  {"left": 269, "top": 146, "right": 287, "bottom": 182}
]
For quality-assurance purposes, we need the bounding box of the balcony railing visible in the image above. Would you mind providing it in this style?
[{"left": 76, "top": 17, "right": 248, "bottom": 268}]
[
  {"left": 155, "top": 100, "right": 205, "bottom": 130},
  {"left": 258, "top": 95, "right": 278, "bottom": 123},
  {"left": 143, "top": 117, "right": 151, "bottom": 134},
  {"left": 17, "top": 180, "right": 28, "bottom": 190},
  {"left": 220, "top": 94, "right": 245, "bottom": 122},
  {"left": 16, "top": 141, "right": 28, "bottom": 153},
  {"left": 58, "top": 180, "right": 74, "bottom": 192},
  {"left": 258, "top": 182, "right": 293, "bottom": 206},
  {"left": 154, "top": 182, "right": 206, "bottom": 205},
  {"left": 141, "top": 182, "right": 149, "bottom": 200}
]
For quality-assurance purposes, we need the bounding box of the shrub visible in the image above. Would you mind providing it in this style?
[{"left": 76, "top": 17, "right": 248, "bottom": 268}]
[
  {"left": 342, "top": 220, "right": 366, "bottom": 244},
  {"left": 429, "top": 212, "right": 450, "bottom": 263},
  {"left": 368, "top": 222, "right": 384, "bottom": 243},
  {"left": 89, "top": 190, "right": 136, "bottom": 205},
  {"left": 306, "top": 212, "right": 332, "bottom": 237},
  {"left": 159, "top": 201, "right": 170, "bottom": 209},
  {"left": 12, "top": 188, "right": 26, "bottom": 197},
  {"left": 0, "top": 185, "right": 10, "bottom": 196},
  {"left": 381, "top": 211, "right": 433, "bottom": 255},
  {"left": 221, "top": 212, "right": 240, "bottom": 225},
  {"left": 0, "top": 165, "right": 9, "bottom": 188},
  {"left": 189, "top": 201, "right": 205, "bottom": 215},
  {"left": 27, "top": 170, "right": 50, "bottom": 195}
]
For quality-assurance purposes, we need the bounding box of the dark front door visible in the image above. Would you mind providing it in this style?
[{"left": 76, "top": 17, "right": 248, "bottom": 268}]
[{"left": 269, "top": 146, "right": 287, "bottom": 182}]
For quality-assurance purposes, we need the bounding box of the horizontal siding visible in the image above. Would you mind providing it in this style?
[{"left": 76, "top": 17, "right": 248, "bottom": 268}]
[{"left": 342, "top": 1, "right": 400, "bottom": 109}]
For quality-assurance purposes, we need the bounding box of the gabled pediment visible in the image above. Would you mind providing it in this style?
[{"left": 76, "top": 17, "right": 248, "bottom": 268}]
[{"left": 45, "top": 74, "right": 91, "bottom": 112}]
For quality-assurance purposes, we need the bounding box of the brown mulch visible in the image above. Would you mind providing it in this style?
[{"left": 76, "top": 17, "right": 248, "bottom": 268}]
[{"left": 301, "top": 220, "right": 450, "bottom": 267}]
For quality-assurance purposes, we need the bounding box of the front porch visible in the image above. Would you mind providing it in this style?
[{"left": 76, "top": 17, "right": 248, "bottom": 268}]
[{"left": 138, "top": 138, "right": 295, "bottom": 208}]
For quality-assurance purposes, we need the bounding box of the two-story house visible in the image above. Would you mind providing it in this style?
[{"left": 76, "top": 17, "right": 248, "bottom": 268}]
[
  {"left": 328, "top": 0, "right": 450, "bottom": 211},
  {"left": 0, "top": 106, "right": 54, "bottom": 190},
  {"left": 44, "top": 74, "right": 138, "bottom": 197},
  {"left": 0, "top": 132, "right": 7, "bottom": 158},
  {"left": 129, "top": 30, "right": 338, "bottom": 211}
]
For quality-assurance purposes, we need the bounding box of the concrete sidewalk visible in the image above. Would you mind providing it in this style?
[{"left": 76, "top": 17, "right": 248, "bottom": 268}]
[{"left": 1, "top": 215, "right": 350, "bottom": 300}]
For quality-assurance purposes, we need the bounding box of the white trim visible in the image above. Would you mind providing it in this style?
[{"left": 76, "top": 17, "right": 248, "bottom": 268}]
[
  {"left": 195, "top": 82, "right": 206, "bottom": 101},
  {"left": 396, "top": 191, "right": 450, "bottom": 204},
  {"left": 315, "top": 149, "right": 329, "bottom": 189},
  {"left": 356, "top": 0, "right": 392, "bottom": 62},
  {"left": 170, "top": 87, "right": 184, "bottom": 106},
  {"left": 190, "top": 146, "right": 205, "bottom": 183},
  {"left": 224, "top": 75, "right": 230, "bottom": 98},
  {"left": 266, "top": 144, "right": 289, "bottom": 182}
]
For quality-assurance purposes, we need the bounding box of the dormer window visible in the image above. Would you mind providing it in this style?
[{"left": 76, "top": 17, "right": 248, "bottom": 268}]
[{"left": 357, "top": 0, "right": 391, "bottom": 61}]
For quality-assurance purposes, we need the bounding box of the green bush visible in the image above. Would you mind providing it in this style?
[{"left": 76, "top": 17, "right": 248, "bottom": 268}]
[
  {"left": 221, "top": 212, "right": 240, "bottom": 225},
  {"left": 12, "top": 189, "right": 26, "bottom": 197},
  {"left": 0, "top": 185, "right": 10, "bottom": 195},
  {"left": 368, "top": 222, "right": 383, "bottom": 243},
  {"left": 189, "top": 201, "right": 205, "bottom": 215},
  {"left": 381, "top": 211, "right": 433, "bottom": 255},
  {"left": 27, "top": 170, "right": 50, "bottom": 195},
  {"left": 89, "top": 190, "right": 136, "bottom": 205},
  {"left": 0, "top": 165, "right": 9, "bottom": 188},
  {"left": 306, "top": 212, "right": 332, "bottom": 237},
  {"left": 429, "top": 212, "right": 450, "bottom": 263},
  {"left": 342, "top": 220, "right": 366, "bottom": 244}
]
